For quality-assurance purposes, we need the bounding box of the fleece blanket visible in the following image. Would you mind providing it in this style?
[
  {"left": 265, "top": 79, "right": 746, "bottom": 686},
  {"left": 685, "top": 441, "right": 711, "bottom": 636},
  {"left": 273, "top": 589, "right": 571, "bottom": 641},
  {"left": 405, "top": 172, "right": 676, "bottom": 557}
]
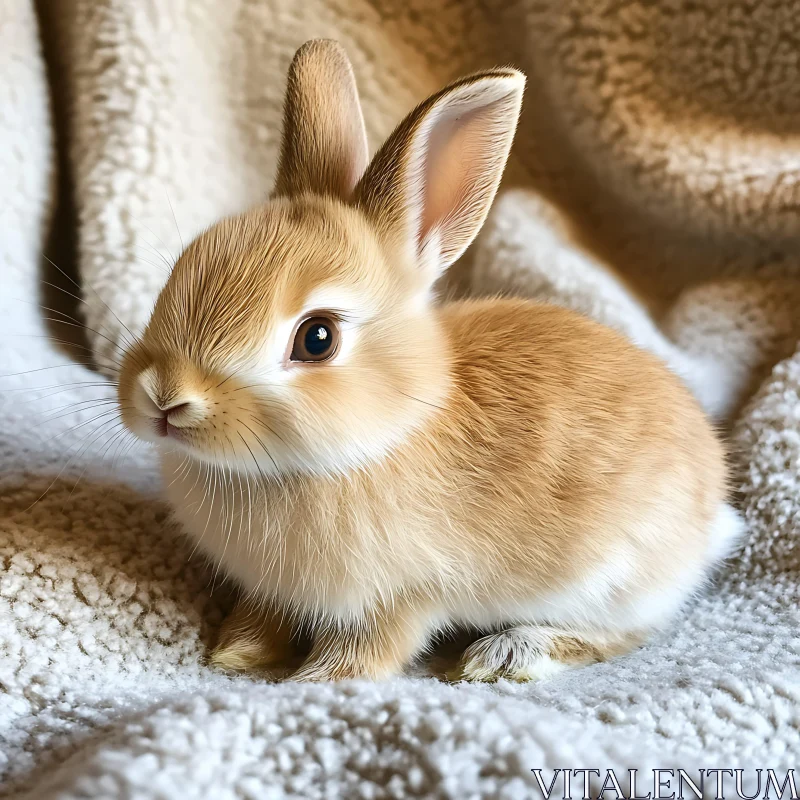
[{"left": 4, "top": 0, "right": 800, "bottom": 796}]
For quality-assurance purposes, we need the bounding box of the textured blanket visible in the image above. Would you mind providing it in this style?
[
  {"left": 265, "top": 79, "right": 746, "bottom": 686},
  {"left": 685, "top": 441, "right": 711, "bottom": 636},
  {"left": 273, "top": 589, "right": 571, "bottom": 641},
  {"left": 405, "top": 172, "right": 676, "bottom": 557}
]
[{"left": 3, "top": 0, "right": 800, "bottom": 797}]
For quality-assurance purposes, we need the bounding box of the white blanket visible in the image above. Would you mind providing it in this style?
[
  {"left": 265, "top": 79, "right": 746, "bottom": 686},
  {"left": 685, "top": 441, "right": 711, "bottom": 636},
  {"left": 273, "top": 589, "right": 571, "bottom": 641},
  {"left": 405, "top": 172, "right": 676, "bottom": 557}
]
[{"left": 3, "top": 1, "right": 800, "bottom": 796}]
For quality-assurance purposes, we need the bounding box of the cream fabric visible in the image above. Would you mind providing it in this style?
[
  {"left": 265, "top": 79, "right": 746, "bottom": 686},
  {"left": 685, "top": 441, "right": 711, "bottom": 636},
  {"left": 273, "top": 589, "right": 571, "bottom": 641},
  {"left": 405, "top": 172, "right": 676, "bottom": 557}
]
[{"left": 3, "top": 1, "right": 800, "bottom": 796}]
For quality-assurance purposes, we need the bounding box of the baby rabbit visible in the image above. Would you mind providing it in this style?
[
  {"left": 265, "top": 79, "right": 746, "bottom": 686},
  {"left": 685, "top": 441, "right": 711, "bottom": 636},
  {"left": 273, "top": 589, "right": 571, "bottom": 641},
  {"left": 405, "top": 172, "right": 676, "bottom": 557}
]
[{"left": 118, "top": 40, "right": 743, "bottom": 682}]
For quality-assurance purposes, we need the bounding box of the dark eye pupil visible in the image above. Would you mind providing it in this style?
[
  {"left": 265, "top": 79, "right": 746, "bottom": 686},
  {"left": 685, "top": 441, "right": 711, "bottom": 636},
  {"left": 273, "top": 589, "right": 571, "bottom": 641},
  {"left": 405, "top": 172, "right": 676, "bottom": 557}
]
[
  {"left": 291, "top": 315, "right": 340, "bottom": 363},
  {"left": 304, "top": 324, "right": 332, "bottom": 356}
]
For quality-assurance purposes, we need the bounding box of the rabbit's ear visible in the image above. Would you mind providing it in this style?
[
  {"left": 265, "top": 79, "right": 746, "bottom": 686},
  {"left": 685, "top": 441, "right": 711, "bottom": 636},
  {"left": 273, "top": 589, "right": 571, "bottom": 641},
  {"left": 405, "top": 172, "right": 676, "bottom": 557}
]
[
  {"left": 273, "top": 40, "right": 369, "bottom": 201},
  {"left": 354, "top": 70, "right": 524, "bottom": 283}
]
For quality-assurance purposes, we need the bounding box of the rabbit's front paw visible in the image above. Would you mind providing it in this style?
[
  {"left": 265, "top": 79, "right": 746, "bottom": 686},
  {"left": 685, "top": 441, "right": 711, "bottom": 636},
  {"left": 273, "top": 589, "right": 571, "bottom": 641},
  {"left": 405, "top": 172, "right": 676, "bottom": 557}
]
[{"left": 211, "top": 601, "right": 295, "bottom": 673}]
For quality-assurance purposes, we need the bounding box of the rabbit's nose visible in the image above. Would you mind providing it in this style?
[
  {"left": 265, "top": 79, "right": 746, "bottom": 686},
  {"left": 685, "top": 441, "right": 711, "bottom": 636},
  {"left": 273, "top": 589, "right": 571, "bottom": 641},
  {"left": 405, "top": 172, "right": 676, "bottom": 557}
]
[
  {"left": 135, "top": 370, "right": 208, "bottom": 430},
  {"left": 160, "top": 400, "right": 189, "bottom": 415},
  {"left": 161, "top": 400, "right": 197, "bottom": 428}
]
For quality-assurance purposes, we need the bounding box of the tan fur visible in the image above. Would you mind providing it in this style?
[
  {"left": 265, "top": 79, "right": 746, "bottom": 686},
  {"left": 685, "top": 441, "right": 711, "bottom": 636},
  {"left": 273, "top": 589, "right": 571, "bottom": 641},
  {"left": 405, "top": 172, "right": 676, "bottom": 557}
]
[
  {"left": 274, "top": 40, "right": 368, "bottom": 201},
  {"left": 118, "top": 40, "right": 740, "bottom": 683},
  {"left": 212, "top": 601, "right": 295, "bottom": 672}
]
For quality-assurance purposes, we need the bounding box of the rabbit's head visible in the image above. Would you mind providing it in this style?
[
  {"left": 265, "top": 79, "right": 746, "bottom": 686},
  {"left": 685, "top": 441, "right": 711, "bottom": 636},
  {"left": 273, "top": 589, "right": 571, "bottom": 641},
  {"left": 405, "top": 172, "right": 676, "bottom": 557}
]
[{"left": 118, "top": 40, "right": 524, "bottom": 475}]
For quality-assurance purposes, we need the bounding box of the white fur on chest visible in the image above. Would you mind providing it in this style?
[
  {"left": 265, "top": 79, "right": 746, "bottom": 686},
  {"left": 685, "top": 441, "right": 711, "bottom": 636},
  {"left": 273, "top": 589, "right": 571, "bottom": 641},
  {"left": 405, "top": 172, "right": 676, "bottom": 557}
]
[{"left": 162, "top": 455, "right": 436, "bottom": 619}]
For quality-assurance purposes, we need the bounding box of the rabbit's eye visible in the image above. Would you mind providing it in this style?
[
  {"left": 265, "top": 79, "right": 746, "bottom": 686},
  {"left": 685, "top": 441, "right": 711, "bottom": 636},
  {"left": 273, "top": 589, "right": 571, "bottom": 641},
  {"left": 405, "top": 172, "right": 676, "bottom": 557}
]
[{"left": 290, "top": 316, "right": 341, "bottom": 363}]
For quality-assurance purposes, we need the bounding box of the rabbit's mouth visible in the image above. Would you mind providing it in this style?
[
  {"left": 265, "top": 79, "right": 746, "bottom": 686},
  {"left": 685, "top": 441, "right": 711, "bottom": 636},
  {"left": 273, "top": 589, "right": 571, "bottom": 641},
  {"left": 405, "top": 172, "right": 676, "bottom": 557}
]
[{"left": 152, "top": 416, "right": 186, "bottom": 441}]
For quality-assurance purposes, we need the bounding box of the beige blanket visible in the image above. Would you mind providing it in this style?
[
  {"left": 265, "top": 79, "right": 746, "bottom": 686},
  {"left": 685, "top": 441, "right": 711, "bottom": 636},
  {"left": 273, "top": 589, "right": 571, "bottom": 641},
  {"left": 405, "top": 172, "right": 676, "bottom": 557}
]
[{"left": 3, "top": 0, "right": 800, "bottom": 796}]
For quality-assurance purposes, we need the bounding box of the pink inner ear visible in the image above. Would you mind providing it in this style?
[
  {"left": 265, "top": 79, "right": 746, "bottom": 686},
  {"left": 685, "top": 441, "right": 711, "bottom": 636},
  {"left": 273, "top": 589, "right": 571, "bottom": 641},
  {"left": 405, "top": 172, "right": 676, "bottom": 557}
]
[
  {"left": 417, "top": 101, "right": 507, "bottom": 265},
  {"left": 353, "top": 71, "right": 522, "bottom": 276}
]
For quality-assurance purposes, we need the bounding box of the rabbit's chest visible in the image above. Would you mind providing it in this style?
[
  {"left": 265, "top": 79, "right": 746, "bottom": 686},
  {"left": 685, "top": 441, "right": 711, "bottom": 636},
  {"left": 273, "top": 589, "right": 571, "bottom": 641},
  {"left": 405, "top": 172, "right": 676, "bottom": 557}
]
[{"left": 164, "top": 457, "right": 439, "bottom": 617}]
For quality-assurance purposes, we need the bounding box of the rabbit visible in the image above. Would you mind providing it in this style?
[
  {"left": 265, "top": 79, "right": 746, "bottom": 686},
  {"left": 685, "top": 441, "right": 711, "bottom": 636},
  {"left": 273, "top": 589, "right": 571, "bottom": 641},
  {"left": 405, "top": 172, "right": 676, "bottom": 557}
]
[{"left": 117, "top": 39, "right": 744, "bottom": 682}]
